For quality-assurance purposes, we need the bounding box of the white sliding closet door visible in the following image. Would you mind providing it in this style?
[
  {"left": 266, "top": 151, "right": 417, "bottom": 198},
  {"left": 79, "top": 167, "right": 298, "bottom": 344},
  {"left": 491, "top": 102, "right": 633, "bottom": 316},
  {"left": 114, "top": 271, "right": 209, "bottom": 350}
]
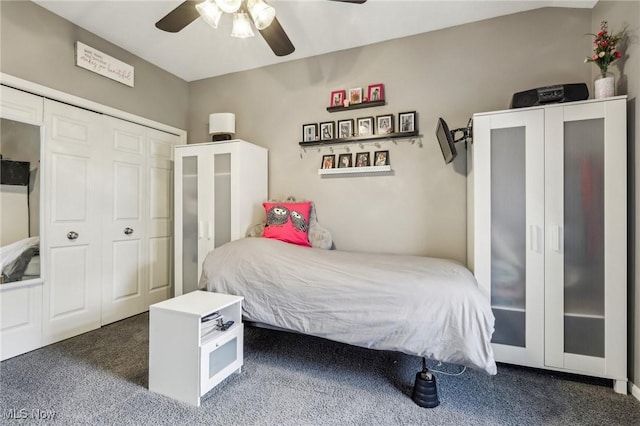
[
  {"left": 147, "top": 129, "right": 176, "bottom": 305},
  {"left": 101, "top": 116, "right": 147, "bottom": 325},
  {"left": 43, "top": 99, "right": 102, "bottom": 344}
]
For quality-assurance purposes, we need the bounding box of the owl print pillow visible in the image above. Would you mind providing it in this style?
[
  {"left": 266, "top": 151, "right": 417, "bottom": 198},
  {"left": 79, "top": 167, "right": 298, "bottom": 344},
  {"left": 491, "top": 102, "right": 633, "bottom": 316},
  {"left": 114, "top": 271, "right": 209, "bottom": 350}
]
[{"left": 262, "top": 201, "right": 312, "bottom": 247}]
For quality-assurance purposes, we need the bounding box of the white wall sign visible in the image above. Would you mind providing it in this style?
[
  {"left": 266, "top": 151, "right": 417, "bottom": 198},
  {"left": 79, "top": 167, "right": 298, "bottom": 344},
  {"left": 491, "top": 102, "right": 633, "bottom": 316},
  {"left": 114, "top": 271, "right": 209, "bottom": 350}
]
[{"left": 75, "top": 41, "right": 134, "bottom": 87}]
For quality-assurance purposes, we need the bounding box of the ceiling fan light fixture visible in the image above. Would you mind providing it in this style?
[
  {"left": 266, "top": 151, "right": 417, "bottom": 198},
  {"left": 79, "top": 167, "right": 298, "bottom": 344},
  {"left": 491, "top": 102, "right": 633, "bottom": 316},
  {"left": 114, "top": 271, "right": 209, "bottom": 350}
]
[
  {"left": 247, "top": 0, "right": 276, "bottom": 30},
  {"left": 215, "top": 0, "right": 242, "bottom": 14},
  {"left": 195, "top": 0, "right": 223, "bottom": 29},
  {"left": 231, "top": 12, "right": 255, "bottom": 38}
]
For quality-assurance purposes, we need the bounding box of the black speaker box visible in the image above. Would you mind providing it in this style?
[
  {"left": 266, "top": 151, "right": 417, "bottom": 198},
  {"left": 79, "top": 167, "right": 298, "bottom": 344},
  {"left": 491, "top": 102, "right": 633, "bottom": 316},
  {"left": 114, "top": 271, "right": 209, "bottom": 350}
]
[{"left": 511, "top": 83, "right": 589, "bottom": 108}]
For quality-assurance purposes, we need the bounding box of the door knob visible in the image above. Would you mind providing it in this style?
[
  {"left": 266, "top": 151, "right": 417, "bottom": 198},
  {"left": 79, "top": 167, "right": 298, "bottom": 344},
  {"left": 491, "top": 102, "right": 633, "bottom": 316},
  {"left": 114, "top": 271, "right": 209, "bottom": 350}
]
[
  {"left": 67, "top": 231, "right": 79, "bottom": 240},
  {"left": 124, "top": 227, "right": 134, "bottom": 235}
]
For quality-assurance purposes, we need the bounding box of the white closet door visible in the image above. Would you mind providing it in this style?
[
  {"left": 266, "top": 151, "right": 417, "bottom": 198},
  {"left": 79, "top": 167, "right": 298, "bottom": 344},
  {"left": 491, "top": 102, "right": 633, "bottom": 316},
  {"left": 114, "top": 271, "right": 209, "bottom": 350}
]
[
  {"left": 147, "top": 129, "right": 178, "bottom": 305},
  {"left": 0, "top": 85, "right": 43, "bottom": 124},
  {"left": 101, "top": 116, "right": 147, "bottom": 325},
  {"left": 43, "top": 99, "right": 102, "bottom": 344}
]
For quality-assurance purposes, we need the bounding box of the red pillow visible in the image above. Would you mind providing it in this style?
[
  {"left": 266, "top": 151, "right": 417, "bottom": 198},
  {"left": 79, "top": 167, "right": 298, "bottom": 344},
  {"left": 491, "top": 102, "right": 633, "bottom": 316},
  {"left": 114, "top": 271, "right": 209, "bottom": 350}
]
[{"left": 262, "top": 202, "right": 312, "bottom": 247}]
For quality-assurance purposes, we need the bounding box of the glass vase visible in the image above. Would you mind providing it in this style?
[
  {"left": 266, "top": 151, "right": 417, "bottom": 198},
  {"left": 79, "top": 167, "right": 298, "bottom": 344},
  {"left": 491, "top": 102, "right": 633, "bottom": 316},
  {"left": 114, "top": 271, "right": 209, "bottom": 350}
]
[{"left": 594, "top": 71, "right": 615, "bottom": 99}]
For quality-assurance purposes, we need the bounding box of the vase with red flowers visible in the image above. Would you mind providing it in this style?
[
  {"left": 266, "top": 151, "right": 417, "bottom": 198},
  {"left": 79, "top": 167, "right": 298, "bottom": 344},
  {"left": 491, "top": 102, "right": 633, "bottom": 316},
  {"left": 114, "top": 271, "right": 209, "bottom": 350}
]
[{"left": 585, "top": 21, "right": 628, "bottom": 99}]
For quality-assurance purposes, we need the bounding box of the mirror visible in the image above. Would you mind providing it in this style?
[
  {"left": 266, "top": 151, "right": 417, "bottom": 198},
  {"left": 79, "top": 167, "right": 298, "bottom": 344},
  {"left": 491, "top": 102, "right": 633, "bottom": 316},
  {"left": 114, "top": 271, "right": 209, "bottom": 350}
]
[{"left": 0, "top": 117, "right": 42, "bottom": 283}]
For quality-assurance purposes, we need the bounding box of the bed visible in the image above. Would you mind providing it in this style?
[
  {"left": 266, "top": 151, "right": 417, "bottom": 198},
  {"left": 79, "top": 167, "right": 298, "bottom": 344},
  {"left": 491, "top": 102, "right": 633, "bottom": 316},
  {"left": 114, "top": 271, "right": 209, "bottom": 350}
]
[
  {"left": 0, "top": 236, "right": 40, "bottom": 284},
  {"left": 198, "top": 237, "right": 497, "bottom": 375}
]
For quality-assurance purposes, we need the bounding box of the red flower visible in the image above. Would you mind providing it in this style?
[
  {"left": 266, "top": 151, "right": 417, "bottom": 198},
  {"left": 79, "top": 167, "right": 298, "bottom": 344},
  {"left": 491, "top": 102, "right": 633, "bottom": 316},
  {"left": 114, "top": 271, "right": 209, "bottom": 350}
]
[
  {"left": 615, "top": 51, "right": 622, "bottom": 58},
  {"left": 597, "top": 30, "right": 606, "bottom": 37}
]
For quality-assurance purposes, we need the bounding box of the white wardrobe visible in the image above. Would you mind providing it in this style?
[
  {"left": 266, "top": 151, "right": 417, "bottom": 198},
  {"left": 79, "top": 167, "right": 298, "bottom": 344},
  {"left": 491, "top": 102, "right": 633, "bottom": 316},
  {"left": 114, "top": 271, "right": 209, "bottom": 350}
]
[
  {"left": 174, "top": 141, "right": 268, "bottom": 295},
  {"left": 1, "top": 82, "right": 183, "bottom": 359},
  {"left": 468, "top": 97, "right": 627, "bottom": 393}
]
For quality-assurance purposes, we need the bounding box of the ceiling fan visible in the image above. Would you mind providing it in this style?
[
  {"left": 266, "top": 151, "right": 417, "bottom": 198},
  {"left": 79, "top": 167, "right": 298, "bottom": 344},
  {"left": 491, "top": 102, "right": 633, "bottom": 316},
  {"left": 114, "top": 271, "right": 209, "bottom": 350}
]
[{"left": 155, "top": 0, "right": 367, "bottom": 57}]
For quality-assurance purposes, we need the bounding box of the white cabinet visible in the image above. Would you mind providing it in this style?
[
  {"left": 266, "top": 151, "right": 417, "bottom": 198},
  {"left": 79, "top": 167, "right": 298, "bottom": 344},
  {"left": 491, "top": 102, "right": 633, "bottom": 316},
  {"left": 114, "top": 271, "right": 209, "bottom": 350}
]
[
  {"left": 149, "top": 291, "right": 244, "bottom": 406},
  {"left": 468, "top": 97, "right": 627, "bottom": 393},
  {"left": 174, "top": 140, "right": 268, "bottom": 295}
]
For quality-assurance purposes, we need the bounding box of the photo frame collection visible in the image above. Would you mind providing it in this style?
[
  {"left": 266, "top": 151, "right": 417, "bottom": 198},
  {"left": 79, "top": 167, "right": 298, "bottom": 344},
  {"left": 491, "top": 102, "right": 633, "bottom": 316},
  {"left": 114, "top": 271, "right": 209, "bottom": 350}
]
[
  {"left": 330, "top": 83, "right": 385, "bottom": 107},
  {"left": 302, "top": 111, "right": 415, "bottom": 142},
  {"left": 321, "top": 150, "right": 390, "bottom": 170}
]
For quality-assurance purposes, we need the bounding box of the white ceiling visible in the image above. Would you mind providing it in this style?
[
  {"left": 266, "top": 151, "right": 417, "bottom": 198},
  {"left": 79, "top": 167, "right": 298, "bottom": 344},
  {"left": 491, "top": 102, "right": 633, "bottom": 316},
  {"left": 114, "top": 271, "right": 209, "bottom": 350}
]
[{"left": 33, "top": 0, "right": 597, "bottom": 82}]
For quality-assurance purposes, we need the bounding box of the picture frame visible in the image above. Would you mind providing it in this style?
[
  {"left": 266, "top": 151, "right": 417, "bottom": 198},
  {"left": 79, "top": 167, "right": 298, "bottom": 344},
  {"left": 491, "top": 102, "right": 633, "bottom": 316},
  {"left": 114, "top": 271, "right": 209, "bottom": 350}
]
[
  {"left": 338, "top": 153, "right": 352, "bottom": 168},
  {"left": 374, "top": 150, "right": 390, "bottom": 166},
  {"left": 337, "top": 119, "right": 354, "bottom": 139},
  {"left": 321, "top": 154, "right": 335, "bottom": 169},
  {"left": 376, "top": 114, "right": 394, "bottom": 135},
  {"left": 367, "top": 83, "right": 384, "bottom": 102},
  {"left": 355, "top": 152, "right": 370, "bottom": 167},
  {"left": 319, "top": 121, "right": 335, "bottom": 141},
  {"left": 348, "top": 87, "right": 363, "bottom": 104},
  {"left": 302, "top": 123, "right": 318, "bottom": 142},
  {"left": 357, "top": 116, "right": 374, "bottom": 137},
  {"left": 330, "top": 90, "right": 346, "bottom": 107},
  {"left": 398, "top": 111, "right": 417, "bottom": 133}
]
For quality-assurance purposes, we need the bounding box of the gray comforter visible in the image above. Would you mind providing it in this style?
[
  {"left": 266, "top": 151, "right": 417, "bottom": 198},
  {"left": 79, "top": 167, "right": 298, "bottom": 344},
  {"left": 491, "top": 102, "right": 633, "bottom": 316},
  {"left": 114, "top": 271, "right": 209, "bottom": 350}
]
[{"left": 199, "top": 238, "right": 496, "bottom": 374}]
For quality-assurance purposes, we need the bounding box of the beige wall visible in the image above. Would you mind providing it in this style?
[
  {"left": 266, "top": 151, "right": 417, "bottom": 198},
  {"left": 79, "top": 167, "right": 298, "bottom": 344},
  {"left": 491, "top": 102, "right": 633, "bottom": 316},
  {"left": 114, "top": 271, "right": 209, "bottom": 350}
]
[
  {"left": 592, "top": 0, "right": 640, "bottom": 394},
  {"left": 0, "top": 1, "right": 189, "bottom": 130},
  {"left": 189, "top": 7, "right": 592, "bottom": 263}
]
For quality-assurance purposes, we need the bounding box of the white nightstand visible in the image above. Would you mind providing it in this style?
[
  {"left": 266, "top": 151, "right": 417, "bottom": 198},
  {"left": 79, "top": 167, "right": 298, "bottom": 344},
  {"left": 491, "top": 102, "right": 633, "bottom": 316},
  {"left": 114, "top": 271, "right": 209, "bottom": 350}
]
[{"left": 148, "top": 291, "right": 244, "bottom": 406}]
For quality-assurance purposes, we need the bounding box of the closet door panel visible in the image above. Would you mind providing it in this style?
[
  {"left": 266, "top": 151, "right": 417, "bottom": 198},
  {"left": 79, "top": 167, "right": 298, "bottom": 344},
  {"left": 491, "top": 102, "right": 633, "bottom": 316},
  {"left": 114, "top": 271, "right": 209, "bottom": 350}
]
[
  {"left": 101, "top": 117, "right": 147, "bottom": 325},
  {"left": 147, "top": 129, "right": 178, "bottom": 304},
  {"left": 43, "top": 100, "right": 102, "bottom": 344}
]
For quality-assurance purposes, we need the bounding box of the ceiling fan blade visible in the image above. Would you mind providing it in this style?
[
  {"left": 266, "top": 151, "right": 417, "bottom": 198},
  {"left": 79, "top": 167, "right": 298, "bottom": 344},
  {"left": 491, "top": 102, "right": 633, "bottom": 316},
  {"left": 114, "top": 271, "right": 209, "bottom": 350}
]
[
  {"left": 155, "top": 0, "right": 201, "bottom": 33},
  {"left": 328, "top": 0, "right": 368, "bottom": 3},
  {"left": 259, "top": 17, "right": 295, "bottom": 57}
]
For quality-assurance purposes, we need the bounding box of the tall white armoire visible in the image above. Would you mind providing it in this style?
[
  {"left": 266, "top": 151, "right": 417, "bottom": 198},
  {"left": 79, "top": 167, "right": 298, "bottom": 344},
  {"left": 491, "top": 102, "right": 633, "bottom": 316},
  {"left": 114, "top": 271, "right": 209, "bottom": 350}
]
[
  {"left": 174, "top": 140, "right": 268, "bottom": 295},
  {"left": 468, "top": 96, "right": 627, "bottom": 394}
]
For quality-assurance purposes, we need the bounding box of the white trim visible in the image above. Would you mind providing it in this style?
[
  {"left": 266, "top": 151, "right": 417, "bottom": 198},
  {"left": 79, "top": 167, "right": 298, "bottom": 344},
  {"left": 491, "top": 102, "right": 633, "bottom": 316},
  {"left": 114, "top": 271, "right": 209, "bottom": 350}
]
[
  {"left": 631, "top": 381, "right": 640, "bottom": 401},
  {"left": 0, "top": 73, "right": 187, "bottom": 142}
]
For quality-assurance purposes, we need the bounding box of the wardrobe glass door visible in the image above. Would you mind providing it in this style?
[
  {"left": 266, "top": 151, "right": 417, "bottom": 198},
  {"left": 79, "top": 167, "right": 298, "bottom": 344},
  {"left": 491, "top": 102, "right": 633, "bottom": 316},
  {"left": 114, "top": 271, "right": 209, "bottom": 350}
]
[
  {"left": 562, "top": 119, "right": 605, "bottom": 358},
  {"left": 181, "top": 155, "right": 199, "bottom": 293},
  {"left": 213, "top": 153, "right": 231, "bottom": 248},
  {"left": 490, "top": 127, "right": 526, "bottom": 347}
]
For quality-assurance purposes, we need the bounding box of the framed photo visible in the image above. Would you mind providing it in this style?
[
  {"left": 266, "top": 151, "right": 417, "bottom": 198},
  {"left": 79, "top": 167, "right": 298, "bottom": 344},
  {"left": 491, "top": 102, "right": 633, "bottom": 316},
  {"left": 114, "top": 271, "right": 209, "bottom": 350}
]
[
  {"left": 338, "top": 153, "right": 352, "bottom": 168},
  {"left": 319, "top": 121, "right": 335, "bottom": 141},
  {"left": 367, "top": 83, "right": 384, "bottom": 102},
  {"left": 330, "top": 90, "right": 346, "bottom": 107},
  {"left": 321, "top": 154, "right": 335, "bottom": 169},
  {"left": 374, "top": 150, "right": 389, "bottom": 166},
  {"left": 302, "top": 123, "right": 318, "bottom": 142},
  {"left": 337, "top": 119, "right": 354, "bottom": 139},
  {"left": 355, "top": 152, "right": 370, "bottom": 167},
  {"left": 376, "top": 114, "right": 394, "bottom": 135},
  {"left": 357, "top": 116, "right": 374, "bottom": 137},
  {"left": 399, "top": 111, "right": 417, "bottom": 133},
  {"left": 348, "top": 87, "right": 363, "bottom": 104}
]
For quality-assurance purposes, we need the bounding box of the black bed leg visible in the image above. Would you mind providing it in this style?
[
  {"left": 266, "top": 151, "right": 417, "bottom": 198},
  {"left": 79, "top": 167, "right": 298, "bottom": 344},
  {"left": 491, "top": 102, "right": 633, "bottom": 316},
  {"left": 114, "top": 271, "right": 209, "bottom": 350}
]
[{"left": 411, "top": 357, "right": 440, "bottom": 408}]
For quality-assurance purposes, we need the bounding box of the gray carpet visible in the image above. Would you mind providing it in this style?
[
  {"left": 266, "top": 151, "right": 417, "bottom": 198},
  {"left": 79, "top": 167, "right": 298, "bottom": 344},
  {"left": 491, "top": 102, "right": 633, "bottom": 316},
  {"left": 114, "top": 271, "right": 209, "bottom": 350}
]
[{"left": 1, "top": 313, "right": 638, "bottom": 426}]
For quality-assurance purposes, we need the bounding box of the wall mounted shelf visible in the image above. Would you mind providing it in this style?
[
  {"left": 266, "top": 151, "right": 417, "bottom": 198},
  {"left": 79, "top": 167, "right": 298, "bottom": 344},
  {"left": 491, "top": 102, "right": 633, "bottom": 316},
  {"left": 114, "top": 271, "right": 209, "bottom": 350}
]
[
  {"left": 326, "top": 100, "right": 386, "bottom": 113},
  {"left": 299, "top": 131, "right": 420, "bottom": 147},
  {"left": 318, "top": 165, "right": 392, "bottom": 176}
]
